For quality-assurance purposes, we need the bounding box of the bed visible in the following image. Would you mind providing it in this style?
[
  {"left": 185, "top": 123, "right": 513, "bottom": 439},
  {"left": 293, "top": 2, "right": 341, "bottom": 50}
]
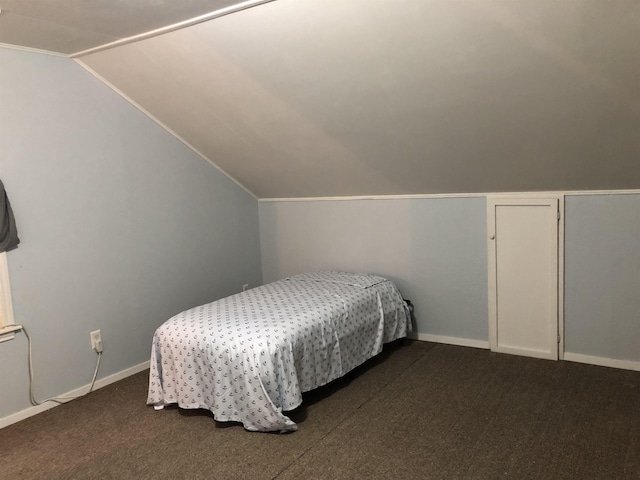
[{"left": 147, "top": 271, "right": 411, "bottom": 432}]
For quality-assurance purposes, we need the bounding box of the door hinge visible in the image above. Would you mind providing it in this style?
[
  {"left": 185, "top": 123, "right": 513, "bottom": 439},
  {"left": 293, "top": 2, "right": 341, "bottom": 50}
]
[
  {"left": 557, "top": 211, "right": 561, "bottom": 221},
  {"left": 557, "top": 334, "right": 561, "bottom": 344}
]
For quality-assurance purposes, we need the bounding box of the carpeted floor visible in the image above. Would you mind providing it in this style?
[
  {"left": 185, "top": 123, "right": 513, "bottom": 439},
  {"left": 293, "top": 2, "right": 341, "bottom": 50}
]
[{"left": 1, "top": 341, "right": 639, "bottom": 480}]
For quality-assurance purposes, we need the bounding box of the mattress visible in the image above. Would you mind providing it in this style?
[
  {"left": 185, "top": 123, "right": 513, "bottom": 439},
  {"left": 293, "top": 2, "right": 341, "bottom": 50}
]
[{"left": 147, "top": 271, "right": 411, "bottom": 432}]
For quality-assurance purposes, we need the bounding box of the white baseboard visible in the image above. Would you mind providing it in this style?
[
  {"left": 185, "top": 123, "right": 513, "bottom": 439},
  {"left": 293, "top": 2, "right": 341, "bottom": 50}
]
[
  {"left": 411, "top": 335, "right": 640, "bottom": 372},
  {"left": 563, "top": 352, "right": 640, "bottom": 372},
  {"left": 409, "top": 332, "right": 490, "bottom": 349},
  {"left": 0, "top": 360, "right": 150, "bottom": 430},
  {"left": 3, "top": 348, "right": 635, "bottom": 430}
]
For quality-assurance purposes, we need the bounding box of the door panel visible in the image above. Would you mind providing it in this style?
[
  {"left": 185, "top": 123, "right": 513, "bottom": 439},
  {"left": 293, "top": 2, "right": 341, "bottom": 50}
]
[{"left": 488, "top": 197, "right": 559, "bottom": 360}]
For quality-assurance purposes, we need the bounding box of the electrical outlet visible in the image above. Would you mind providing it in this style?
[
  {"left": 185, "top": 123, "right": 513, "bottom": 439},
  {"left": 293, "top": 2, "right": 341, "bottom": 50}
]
[
  {"left": 90, "top": 330, "right": 103, "bottom": 353},
  {"left": 242, "top": 284, "right": 249, "bottom": 292}
]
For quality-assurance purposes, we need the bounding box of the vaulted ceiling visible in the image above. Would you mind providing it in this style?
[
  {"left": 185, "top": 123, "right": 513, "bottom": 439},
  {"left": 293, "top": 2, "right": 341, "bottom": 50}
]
[{"left": 2, "top": 0, "right": 640, "bottom": 198}]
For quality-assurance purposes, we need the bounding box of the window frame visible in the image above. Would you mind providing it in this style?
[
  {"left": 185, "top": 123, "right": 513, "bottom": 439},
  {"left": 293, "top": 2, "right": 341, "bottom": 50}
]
[{"left": 0, "top": 252, "right": 19, "bottom": 342}]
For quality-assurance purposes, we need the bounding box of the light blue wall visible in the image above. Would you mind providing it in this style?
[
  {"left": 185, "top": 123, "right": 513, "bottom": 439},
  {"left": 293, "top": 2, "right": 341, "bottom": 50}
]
[
  {"left": 260, "top": 194, "right": 640, "bottom": 366},
  {"left": 564, "top": 194, "right": 640, "bottom": 362},
  {"left": 1, "top": 48, "right": 638, "bottom": 427},
  {"left": 259, "top": 197, "right": 489, "bottom": 341},
  {"left": 0, "top": 48, "right": 262, "bottom": 420}
]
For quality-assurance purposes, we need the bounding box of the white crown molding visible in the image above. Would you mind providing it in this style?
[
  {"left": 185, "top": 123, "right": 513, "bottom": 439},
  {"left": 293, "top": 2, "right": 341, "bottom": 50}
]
[
  {"left": 260, "top": 193, "right": 486, "bottom": 203},
  {"left": 259, "top": 189, "right": 640, "bottom": 203}
]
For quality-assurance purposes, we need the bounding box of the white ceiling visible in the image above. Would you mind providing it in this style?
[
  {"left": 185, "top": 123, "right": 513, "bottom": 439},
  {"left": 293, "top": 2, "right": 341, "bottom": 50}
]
[{"left": 3, "top": 0, "right": 640, "bottom": 198}]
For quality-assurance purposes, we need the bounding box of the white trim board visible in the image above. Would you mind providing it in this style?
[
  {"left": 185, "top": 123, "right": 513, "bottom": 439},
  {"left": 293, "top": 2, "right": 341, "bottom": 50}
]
[
  {"left": 260, "top": 193, "right": 486, "bottom": 203},
  {"left": 0, "top": 360, "right": 150, "bottom": 430},
  {"left": 71, "top": 0, "right": 277, "bottom": 58},
  {"left": 409, "top": 333, "right": 490, "bottom": 350},
  {"left": 0, "top": 43, "right": 69, "bottom": 57},
  {"left": 259, "top": 189, "right": 640, "bottom": 203},
  {"left": 410, "top": 336, "right": 640, "bottom": 372},
  {"left": 564, "top": 353, "right": 640, "bottom": 372}
]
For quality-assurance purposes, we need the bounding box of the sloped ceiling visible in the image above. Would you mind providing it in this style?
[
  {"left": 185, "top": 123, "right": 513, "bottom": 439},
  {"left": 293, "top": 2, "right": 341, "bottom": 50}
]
[{"left": 4, "top": 0, "right": 640, "bottom": 198}]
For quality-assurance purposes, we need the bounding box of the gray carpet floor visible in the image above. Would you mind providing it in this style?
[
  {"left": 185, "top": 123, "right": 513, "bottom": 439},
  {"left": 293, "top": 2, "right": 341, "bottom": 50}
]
[{"left": 1, "top": 341, "right": 639, "bottom": 480}]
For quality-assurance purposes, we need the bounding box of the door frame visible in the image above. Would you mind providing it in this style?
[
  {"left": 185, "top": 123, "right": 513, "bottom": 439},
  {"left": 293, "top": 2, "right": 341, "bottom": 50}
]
[{"left": 487, "top": 194, "right": 565, "bottom": 360}]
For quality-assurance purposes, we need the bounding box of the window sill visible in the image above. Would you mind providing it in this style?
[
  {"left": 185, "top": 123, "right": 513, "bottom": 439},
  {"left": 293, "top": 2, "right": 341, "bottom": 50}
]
[{"left": 0, "top": 324, "right": 22, "bottom": 343}]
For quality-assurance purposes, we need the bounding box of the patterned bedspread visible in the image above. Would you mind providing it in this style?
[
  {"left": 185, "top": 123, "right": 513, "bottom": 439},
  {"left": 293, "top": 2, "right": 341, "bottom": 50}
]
[{"left": 147, "top": 271, "right": 411, "bottom": 432}]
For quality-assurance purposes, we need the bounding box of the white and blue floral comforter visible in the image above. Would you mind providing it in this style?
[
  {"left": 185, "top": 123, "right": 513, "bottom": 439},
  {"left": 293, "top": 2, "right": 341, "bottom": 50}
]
[{"left": 147, "top": 271, "right": 411, "bottom": 432}]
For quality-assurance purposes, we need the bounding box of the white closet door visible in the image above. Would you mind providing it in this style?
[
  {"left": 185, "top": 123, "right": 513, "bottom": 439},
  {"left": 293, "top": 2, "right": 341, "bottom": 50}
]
[{"left": 488, "top": 197, "right": 560, "bottom": 360}]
